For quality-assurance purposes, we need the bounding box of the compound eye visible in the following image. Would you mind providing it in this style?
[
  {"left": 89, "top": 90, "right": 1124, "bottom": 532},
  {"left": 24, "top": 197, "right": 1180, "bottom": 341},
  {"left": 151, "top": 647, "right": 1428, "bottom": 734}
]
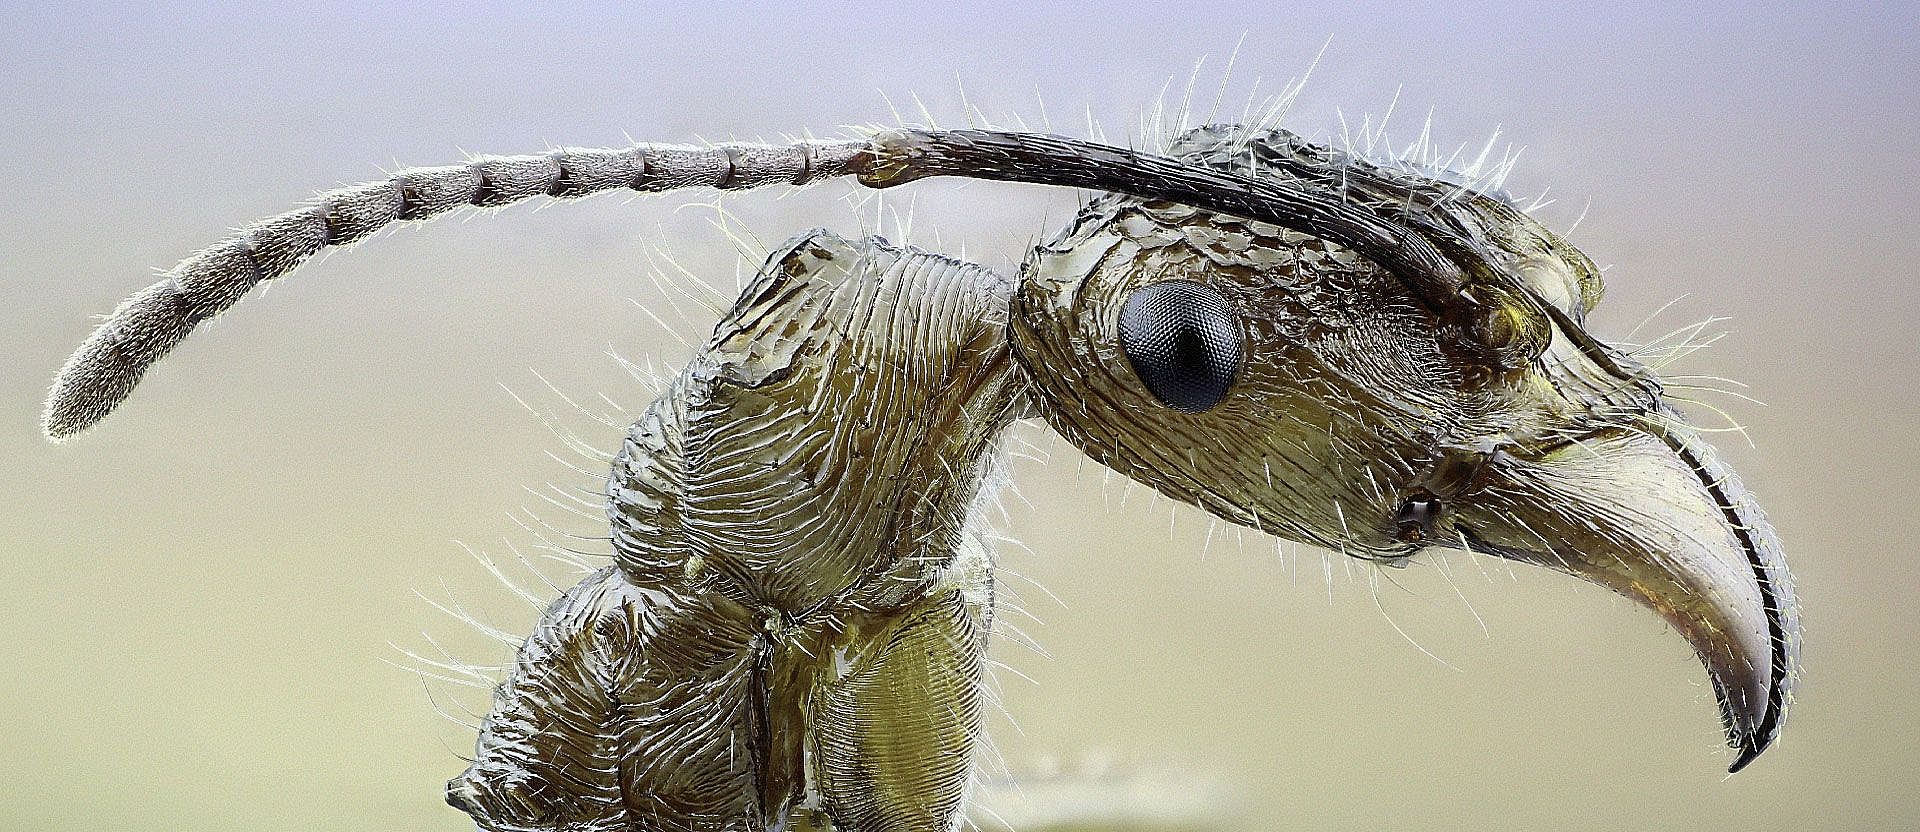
[{"left": 1118, "top": 280, "right": 1244, "bottom": 412}]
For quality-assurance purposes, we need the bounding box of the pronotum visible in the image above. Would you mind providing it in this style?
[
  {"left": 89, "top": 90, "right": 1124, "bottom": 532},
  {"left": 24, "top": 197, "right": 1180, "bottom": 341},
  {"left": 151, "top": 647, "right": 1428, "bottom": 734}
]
[{"left": 45, "top": 122, "right": 1799, "bottom": 832}]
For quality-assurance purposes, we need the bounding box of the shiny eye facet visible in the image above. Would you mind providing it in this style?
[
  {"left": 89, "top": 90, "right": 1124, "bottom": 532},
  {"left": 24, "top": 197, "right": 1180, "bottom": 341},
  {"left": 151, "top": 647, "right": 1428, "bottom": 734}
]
[
  {"left": 1118, "top": 280, "right": 1243, "bottom": 412},
  {"left": 1393, "top": 491, "right": 1443, "bottom": 542}
]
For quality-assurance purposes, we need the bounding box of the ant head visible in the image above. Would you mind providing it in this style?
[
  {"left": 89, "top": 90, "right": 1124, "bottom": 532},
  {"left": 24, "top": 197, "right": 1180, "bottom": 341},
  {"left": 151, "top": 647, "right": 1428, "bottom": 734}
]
[{"left": 1006, "top": 125, "right": 1795, "bottom": 772}]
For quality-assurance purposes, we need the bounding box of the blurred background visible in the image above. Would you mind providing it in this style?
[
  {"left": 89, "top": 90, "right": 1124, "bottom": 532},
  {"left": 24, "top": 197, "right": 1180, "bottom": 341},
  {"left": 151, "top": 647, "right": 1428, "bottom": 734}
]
[{"left": 3, "top": 2, "right": 1916, "bottom": 829}]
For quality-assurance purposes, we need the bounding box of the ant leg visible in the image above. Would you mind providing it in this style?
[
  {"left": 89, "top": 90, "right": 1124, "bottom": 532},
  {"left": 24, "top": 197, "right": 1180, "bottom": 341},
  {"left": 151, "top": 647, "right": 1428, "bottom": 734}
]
[{"left": 810, "top": 575, "right": 992, "bottom": 832}]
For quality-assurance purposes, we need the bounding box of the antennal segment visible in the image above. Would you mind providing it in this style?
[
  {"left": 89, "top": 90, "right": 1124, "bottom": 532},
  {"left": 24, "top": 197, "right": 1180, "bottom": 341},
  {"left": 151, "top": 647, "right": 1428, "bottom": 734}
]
[{"left": 43, "top": 139, "right": 864, "bottom": 439}]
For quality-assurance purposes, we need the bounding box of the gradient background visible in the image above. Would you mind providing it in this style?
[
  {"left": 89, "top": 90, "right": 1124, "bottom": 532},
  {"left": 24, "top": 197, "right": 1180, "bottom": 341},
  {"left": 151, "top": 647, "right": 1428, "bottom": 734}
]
[{"left": 3, "top": 2, "right": 1916, "bottom": 830}]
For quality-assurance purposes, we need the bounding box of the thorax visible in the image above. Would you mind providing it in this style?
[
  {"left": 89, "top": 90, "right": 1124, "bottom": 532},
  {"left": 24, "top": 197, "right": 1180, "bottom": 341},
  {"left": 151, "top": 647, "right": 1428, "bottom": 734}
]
[{"left": 604, "top": 230, "right": 1025, "bottom": 620}]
